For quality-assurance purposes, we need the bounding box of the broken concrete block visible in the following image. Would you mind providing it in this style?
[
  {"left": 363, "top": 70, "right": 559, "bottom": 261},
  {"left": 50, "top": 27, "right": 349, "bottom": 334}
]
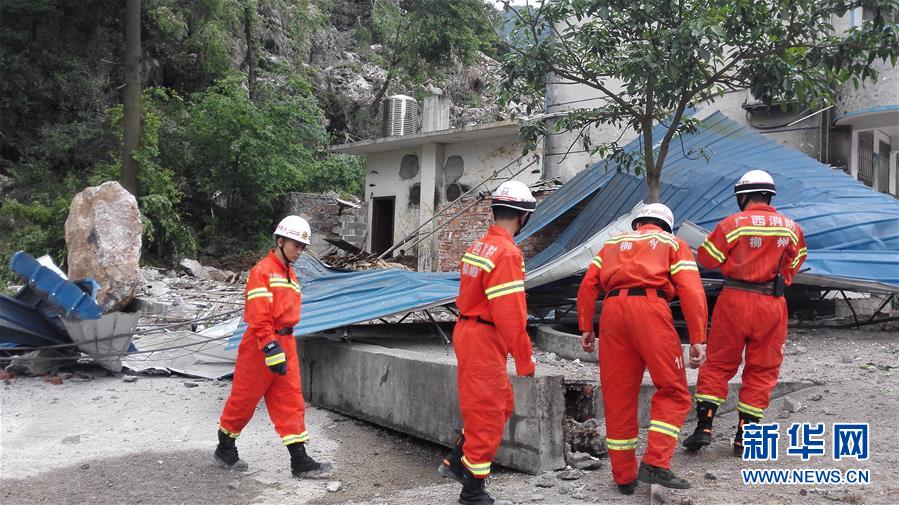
[
  {"left": 65, "top": 181, "right": 142, "bottom": 312},
  {"left": 782, "top": 396, "right": 801, "bottom": 413},
  {"left": 179, "top": 259, "right": 210, "bottom": 280},
  {"left": 6, "top": 350, "right": 59, "bottom": 376}
]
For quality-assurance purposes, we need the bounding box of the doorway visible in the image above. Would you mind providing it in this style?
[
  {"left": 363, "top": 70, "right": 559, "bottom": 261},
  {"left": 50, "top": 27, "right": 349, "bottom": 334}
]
[{"left": 371, "top": 196, "right": 395, "bottom": 255}]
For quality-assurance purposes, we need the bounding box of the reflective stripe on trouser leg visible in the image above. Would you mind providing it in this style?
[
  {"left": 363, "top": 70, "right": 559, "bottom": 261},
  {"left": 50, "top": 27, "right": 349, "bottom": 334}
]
[
  {"left": 739, "top": 292, "right": 788, "bottom": 416},
  {"left": 598, "top": 297, "right": 645, "bottom": 484},
  {"left": 264, "top": 339, "right": 307, "bottom": 441},
  {"left": 219, "top": 426, "right": 240, "bottom": 438},
  {"left": 695, "top": 289, "right": 747, "bottom": 405},
  {"left": 281, "top": 432, "right": 310, "bottom": 445},
  {"left": 462, "top": 455, "right": 491, "bottom": 477},
  {"left": 454, "top": 324, "right": 513, "bottom": 480},
  {"left": 632, "top": 296, "right": 691, "bottom": 469}
]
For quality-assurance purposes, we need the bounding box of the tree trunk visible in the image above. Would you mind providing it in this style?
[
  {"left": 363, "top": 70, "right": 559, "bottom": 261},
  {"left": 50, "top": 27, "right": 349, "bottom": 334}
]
[
  {"left": 122, "top": 0, "right": 141, "bottom": 196},
  {"left": 641, "top": 119, "right": 661, "bottom": 203},
  {"left": 244, "top": 4, "right": 256, "bottom": 102},
  {"left": 370, "top": 70, "right": 393, "bottom": 115}
]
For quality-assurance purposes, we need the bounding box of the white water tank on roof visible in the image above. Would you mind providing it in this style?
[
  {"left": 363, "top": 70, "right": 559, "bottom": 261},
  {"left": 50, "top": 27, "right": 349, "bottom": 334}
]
[{"left": 383, "top": 94, "right": 418, "bottom": 137}]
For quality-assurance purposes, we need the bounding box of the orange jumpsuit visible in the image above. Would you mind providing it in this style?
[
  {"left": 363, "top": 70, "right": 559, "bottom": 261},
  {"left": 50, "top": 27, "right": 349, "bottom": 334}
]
[
  {"left": 219, "top": 250, "right": 308, "bottom": 445},
  {"left": 454, "top": 225, "right": 535, "bottom": 479},
  {"left": 695, "top": 203, "right": 807, "bottom": 419},
  {"left": 577, "top": 224, "right": 707, "bottom": 485}
]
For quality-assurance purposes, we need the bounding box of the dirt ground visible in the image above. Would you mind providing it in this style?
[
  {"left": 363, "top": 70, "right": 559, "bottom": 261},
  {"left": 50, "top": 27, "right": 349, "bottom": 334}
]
[{"left": 1, "top": 327, "right": 897, "bottom": 505}]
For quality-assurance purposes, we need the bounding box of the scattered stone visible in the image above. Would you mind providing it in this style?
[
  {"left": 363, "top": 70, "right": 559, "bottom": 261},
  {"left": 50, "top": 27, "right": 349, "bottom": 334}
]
[
  {"left": 704, "top": 472, "right": 717, "bottom": 480},
  {"left": 62, "top": 435, "right": 81, "bottom": 445},
  {"left": 782, "top": 396, "right": 801, "bottom": 413},
  {"left": 180, "top": 258, "right": 211, "bottom": 280},
  {"left": 841, "top": 355, "right": 854, "bottom": 364},
  {"left": 66, "top": 181, "right": 142, "bottom": 312},
  {"left": 529, "top": 494, "right": 545, "bottom": 502},
  {"left": 227, "top": 481, "right": 241, "bottom": 490},
  {"left": 809, "top": 393, "right": 823, "bottom": 401},
  {"left": 6, "top": 351, "right": 59, "bottom": 376},
  {"left": 183, "top": 381, "right": 199, "bottom": 388},
  {"left": 80, "top": 463, "right": 90, "bottom": 470},
  {"left": 799, "top": 489, "right": 808, "bottom": 496},
  {"left": 571, "top": 490, "right": 589, "bottom": 500},
  {"left": 533, "top": 473, "right": 556, "bottom": 488},
  {"left": 122, "top": 375, "right": 138, "bottom": 383},
  {"left": 566, "top": 451, "right": 602, "bottom": 470},
  {"left": 565, "top": 417, "right": 606, "bottom": 457},
  {"left": 326, "top": 481, "right": 342, "bottom": 493},
  {"left": 571, "top": 359, "right": 581, "bottom": 366},
  {"left": 556, "top": 469, "right": 584, "bottom": 481},
  {"left": 556, "top": 483, "right": 575, "bottom": 495},
  {"left": 777, "top": 411, "right": 792, "bottom": 420},
  {"left": 207, "top": 266, "right": 239, "bottom": 283}
]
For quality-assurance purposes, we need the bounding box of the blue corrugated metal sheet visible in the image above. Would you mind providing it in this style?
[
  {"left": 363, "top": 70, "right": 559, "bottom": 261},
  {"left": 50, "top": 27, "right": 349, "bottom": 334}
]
[
  {"left": 524, "top": 112, "right": 899, "bottom": 287},
  {"left": 227, "top": 268, "right": 459, "bottom": 345}
]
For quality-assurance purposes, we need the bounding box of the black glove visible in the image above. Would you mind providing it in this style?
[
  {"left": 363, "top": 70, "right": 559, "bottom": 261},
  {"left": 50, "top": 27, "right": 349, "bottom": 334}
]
[{"left": 262, "top": 340, "right": 287, "bottom": 375}]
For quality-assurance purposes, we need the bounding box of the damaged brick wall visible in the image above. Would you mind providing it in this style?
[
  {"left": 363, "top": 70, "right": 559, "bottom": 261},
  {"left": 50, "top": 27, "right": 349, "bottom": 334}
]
[
  {"left": 435, "top": 191, "right": 592, "bottom": 272},
  {"left": 284, "top": 192, "right": 367, "bottom": 255}
]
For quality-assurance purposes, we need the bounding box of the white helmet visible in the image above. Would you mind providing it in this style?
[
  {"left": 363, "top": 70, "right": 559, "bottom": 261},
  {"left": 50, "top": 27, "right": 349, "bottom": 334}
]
[
  {"left": 491, "top": 180, "right": 536, "bottom": 212},
  {"left": 631, "top": 203, "right": 674, "bottom": 233},
  {"left": 734, "top": 169, "right": 776, "bottom": 195},
  {"left": 273, "top": 215, "right": 312, "bottom": 245}
]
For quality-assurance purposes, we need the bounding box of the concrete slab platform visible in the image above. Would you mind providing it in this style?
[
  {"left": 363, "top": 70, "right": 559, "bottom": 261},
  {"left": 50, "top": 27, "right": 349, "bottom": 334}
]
[{"left": 297, "top": 337, "right": 567, "bottom": 475}]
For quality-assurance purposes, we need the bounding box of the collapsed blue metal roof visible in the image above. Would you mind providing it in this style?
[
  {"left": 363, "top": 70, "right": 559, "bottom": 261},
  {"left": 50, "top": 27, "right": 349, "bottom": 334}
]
[
  {"left": 523, "top": 111, "right": 899, "bottom": 288},
  {"left": 227, "top": 265, "right": 459, "bottom": 344},
  {"left": 224, "top": 111, "right": 898, "bottom": 344}
]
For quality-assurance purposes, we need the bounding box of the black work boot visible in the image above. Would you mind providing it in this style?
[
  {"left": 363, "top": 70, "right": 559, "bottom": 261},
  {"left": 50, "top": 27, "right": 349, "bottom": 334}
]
[
  {"left": 459, "top": 471, "right": 512, "bottom": 505},
  {"left": 733, "top": 411, "right": 762, "bottom": 458},
  {"left": 617, "top": 480, "right": 638, "bottom": 495},
  {"left": 437, "top": 433, "right": 466, "bottom": 484},
  {"left": 637, "top": 463, "right": 691, "bottom": 489},
  {"left": 683, "top": 401, "right": 718, "bottom": 452},
  {"left": 288, "top": 442, "right": 334, "bottom": 479},
  {"left": 213, "top": 429, "right": 249, "bottom": 471}
]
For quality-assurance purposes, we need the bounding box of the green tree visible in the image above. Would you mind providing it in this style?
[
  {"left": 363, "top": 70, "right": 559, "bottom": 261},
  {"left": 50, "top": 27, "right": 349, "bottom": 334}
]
[
  {"left": 179, "top": 73, "right": 328, "bottom": 244},
  {"left": 369, "top": 0, "right": 501, "bottom": 111},
  {"left": 499, "top": 0, "right": 899, "bottom": 202}
]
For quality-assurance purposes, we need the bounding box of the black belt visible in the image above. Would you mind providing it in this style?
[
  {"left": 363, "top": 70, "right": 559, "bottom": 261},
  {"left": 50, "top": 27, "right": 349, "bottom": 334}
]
[
  {"left": 275, "top": 326, "right": 294, "bottom": 336},
  {"left": 605, "top": 288, "right": 655, "bottom": 298},
  {"left": 723, "top": 279, "right": 780, "bottom": 296},
  {"left": 459, "top": 315, "right": 495, "bottom": 327}
]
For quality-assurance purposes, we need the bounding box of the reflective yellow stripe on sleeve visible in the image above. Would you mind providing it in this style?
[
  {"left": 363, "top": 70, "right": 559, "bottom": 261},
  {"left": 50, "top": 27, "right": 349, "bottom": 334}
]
[
  {"left": 461, "top": 252, "right": 496, "bottom": 273},
  {"left": 246, "top": 287, "right": 273, "bottom": 301},
  {"left": 485, "top": 280, "right": 525, "bottom": 300},
  {"left": 700, "top": 239, "right": 726, "bottom": 263},
  {"left": 670, "top": 260, "right": 698, "bottom": 275},
  {"left": 591, "top": 256, "right": 602, "bottom": 269},
  {"left": 790, "top": 248, "right": 808, "bottom": 268}
]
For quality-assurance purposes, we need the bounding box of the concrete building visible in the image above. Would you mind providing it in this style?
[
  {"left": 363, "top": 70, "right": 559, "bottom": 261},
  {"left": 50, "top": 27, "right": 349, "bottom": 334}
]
[{"left": 331, "top": 95, "right": 542, "bottom": 271}]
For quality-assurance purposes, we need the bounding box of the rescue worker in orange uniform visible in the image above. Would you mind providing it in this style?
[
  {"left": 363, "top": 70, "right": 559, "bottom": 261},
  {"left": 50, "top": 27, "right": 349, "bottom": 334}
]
[
  {"left": 577, "top": 203, "right": 708, "bottom": 494},
  {"left": 437, "top": 180, "right": 537, "bottom": 505},
  {"left": 683, "top": 170, "right": 807, "bottom": 456},
  {"left": 214, "top": 215, "right": 332, "bottom": 478}
]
